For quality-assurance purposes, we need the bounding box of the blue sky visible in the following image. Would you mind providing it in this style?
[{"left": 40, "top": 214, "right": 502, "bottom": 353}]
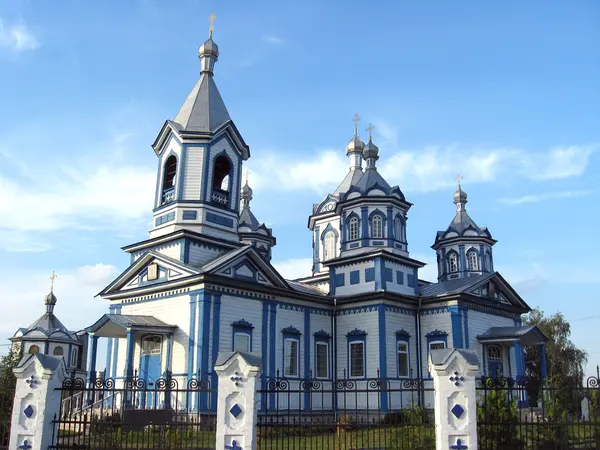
[{"left": 1, "top": 1, "right": 598, "bottom": 375}]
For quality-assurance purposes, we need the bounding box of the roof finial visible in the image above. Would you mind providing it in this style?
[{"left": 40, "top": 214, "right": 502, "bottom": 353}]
[
  {"left": 456, "top": 174, "right": 462, "bottom": 189},
  {"left": 352, "top": 114, "right": 360, "bottom": 136},
  {"left": 245, "top": 169, "right": 251, "bottom": 186},
  {"left": 208, "top": 13, "right": 216, "bottom": 38},
  {"left": 366, "top": 123, "right": 375, "bottom": 141},
  {"left": 50, "top": 271, "right": 57, "bottom": 293}
]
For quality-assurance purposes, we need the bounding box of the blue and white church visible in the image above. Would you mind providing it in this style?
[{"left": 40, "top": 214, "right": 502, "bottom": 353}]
[{"left": 75, "top": 32, "right": 547, "bottom": 411}]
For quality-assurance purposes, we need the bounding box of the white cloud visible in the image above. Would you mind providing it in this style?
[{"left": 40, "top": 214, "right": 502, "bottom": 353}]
[
  {"left": 272, "top": 258, "right": 312, "bottom": 280},
  {"left": 499, "top": 190, "right": 594, "bottom": 206},
  {"left": 250, "top": 143, "right": 596, "bottom": 195},
  {"left": 0, "top": 19, "right": 39, "bottom": 52},
  {"left": 0, "top": 264, "right": 118, "bottom": 340},
  {"left": 263, "top": 35, "right": 284, "bottom": 45},
  {"left": 0, "top": 132, "right": 155, "bottom": 251}
]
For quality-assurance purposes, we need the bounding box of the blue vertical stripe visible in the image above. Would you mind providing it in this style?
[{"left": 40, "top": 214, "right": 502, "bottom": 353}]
[
  {"left": 459, "top": 244, "right": 466, "bottom": 276},
  {"left": 210, "top": 294, "right": 221, "bottom": 410},
  {"left": 198, "top": 292, "right": 212, "bottom": 411},
  {"left": 378, "top": 304, "right": 388, "bottom": 411},
  {"left": 188, "top": 294, "right": 197, "bottom": 382},
  {"left": 361, "top": 207, "right": 368, "bottom": 246},
  {"left": 450, "top": 306, "right": 464, "bottom": 348},
  {"left": 386, "top": 206, "right": 393, "bottom": 247},
  {"left": 463, "top": 308, "right": 470, "bottom": 348},
  {"left": 268, "top": 302, "right": 277, "bottom": 410},
  {"left": 261, "top": 302, "right": 269, "bottom": 410},
  {"left": 303, "top": 308, "right": 311, "bottom": 410}
]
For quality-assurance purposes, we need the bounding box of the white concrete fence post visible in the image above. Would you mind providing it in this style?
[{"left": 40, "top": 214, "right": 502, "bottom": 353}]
[
  {"left": 9, "top": 354, "right": 67, "bottom": 450},
  {"left": 429, "top": 348, "right": 480, "bottom": 450},
  {"left": 214, "top": 352, "right": 262, "bottom": 450}
]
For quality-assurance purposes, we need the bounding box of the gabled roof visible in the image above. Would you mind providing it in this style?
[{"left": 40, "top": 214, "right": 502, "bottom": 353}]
[
  {"left": 173, "top": 74, "right": 231, "bottom": 133},
  {"left": 420, "top": 272, "right": 531, "bottom": 312},
  {"left": 98, "top": 250, "right": 201, "bottom": 297}
]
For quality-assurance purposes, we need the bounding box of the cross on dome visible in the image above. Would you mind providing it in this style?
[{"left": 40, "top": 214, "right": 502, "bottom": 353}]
[
  {"left": 352, "top": 114, "right": 360, "bottom": 135},
  {"left": 50, "top": 271, "right": 57, "bottom": 292},
  {"left": 208, "top": 13, "right": 216, "bottom": 38},
  {"left": 367, "top": 123, "right": 375, "bottom": 140}
]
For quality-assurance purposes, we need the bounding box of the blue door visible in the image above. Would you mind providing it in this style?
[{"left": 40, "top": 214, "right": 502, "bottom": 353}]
[
  {"left": 139, "top": 336, "right": 162, "bottom": 408},
  {"left": 487, "top": 345, "right": 504, "bottom": 378}
]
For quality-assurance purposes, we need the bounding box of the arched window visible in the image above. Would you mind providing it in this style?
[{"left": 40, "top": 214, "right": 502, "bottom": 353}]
[
  {"left": 161, "top": 156, "right": 177, "bottom": 205},
  {"left": 467, "top": 250, "right": 478, "bottom": 271},
  {"left": 323, "top": 232, "right": 335, "bottom": 260},
  {"left": 53, "top": 347, "right": 63, "bottom": 356},
  {"left": 394, "top": 217, "right": 402, "bottom": 241},
  {"left": 372, "top": 216, "right": 383, "bottom": 239},
  {"left": 349, "top": 217, "right": 359, "bottom": 241},
  {"left": 28, "top": 345, "right": 39, "bottom": 355},
  {"left": 212, "top": 155, "right": 232, "bottom": 206},
  {"left": 141, "top": 336, "right": 162, "bottom": 355},
  {"left": 448, "top": 253, "right": 458, "bottom": 273},
  {"left": 71, "top": 348, "right": 78, "bottom": 367}
]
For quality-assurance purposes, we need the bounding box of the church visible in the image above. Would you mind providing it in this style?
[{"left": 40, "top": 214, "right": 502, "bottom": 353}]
[{"left": 24, "top": 29, "right": 548, "bottom": 411}]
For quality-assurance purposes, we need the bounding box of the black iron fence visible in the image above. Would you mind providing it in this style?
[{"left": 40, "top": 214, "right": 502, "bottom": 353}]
[
  {"left": 256, "top": 370, "right": 435, "bottom": 450},
  {"left": 477, "top": 373, "right": 600, "bottom": 450},
  {"left": 50, "top": 371, "right": 216, "bottom": 450},
  {"left": 0, "top": 377, "right": 16, "bottom": 450}
]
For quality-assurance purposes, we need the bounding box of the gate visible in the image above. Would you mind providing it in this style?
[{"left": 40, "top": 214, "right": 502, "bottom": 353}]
[
  {"left": 477, "top": 372, "right": 600, "bottom": 450},
  {"left": 50, "top": 371, "right": 216, "bottom": 450},
  {"left": 256, "top": 370, "right": 434, "bottom": 450},
  {"left": 0, "top": 377, "right": 16, "bottom": 450}
]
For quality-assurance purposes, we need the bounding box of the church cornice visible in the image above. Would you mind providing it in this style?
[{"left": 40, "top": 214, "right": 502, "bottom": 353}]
[
  {"left": 431, "top": 234, "right": 497, "bottom": 250},
  {"left": 122, "top": 229, "right": 240, "bottom": 254},
  {"left": 324, "top": 248, "right": 425, "bottom": 270}
]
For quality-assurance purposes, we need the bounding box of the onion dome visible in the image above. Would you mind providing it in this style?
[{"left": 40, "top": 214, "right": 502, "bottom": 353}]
[
  {"left": 363, "top": 137, "right": 379, "bottom": 163},
  {"left": 347, "top": 135, "right": 365, "bottom": 155},
  {"left": 453, "top": 183, "right": 468, "bottom": 207},
  {"left": 199, "top": 37, "right": 219, "bottom": 74},
  {"left": 241, "top": 179, "right": 253, "bottom": 209},
  {"left": 45, "top": 291, "right": 57, "bottom": 313}
]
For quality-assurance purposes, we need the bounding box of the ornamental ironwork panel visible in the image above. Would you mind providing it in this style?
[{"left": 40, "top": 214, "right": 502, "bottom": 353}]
[{"left": 49, "top": 370, "right": 216, "bottom": 450}]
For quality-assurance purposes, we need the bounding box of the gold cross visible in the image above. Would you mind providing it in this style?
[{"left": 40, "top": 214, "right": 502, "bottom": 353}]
[
  {"left": 456, "top": 174, "right": 462, "bottom": 188},
  {"left": 352, "top": 114, "right": 360, "bottom": 135},
  {"left": 366, "top": 123, "right": 375, "bottom": 139},
  {"left": 245, "top": 169, "right": 251, "bottom": 185},
  {"left": 50, "top": 271, "right": 57, "bottom": 292},
  {"left": 209, "top": 13, "right": 216, "bottom": 38}
]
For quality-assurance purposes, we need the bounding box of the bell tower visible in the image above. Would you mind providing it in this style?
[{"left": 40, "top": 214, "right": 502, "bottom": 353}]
[{"left": 149, "top": 19, "right": 250, "bottom": 243}]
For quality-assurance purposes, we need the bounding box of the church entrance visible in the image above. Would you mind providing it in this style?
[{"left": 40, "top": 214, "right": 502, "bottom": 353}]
[{"left": 139, "top": 335, "right": 162, "bottom": 408}]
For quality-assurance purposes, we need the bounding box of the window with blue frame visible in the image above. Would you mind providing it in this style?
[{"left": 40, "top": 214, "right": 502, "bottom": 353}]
[
  {"left": 385, "top": 268, "right": 393, "bottom": 282},
  {"left": 350, "top": 270, "right": 360, "bottom": 285},
  {"left": 315, "top": 342, "right": 329, "bottom": 379},
  {"left": 487, "top": 345, "right": 504, "bottom": 377},
  {"left": 407, "top": 274, "right": 415, "bottom": 288},
  {"left": 372, "top": 215, "right": 383, "bottom": 238},
  {"left": 347, "top": 329, "right": 367, "bottom": 378},
  {"left": 365, "top": 268, "right": 375, "bottom": 282},
  {"left": 397, "top": 271, "right": 404, "bottom": 285}
]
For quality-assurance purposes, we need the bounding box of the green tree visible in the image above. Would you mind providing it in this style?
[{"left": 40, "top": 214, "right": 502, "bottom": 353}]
[{"left": 523, "top": 308, "right": 587, "bottom": 409}]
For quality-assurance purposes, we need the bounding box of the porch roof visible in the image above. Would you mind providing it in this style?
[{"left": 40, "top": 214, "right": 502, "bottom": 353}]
[
  {"left": 86, "top": 314, "right": 178, "bottom": 338},
  {"left": 477, "top": 325, "right": 548, "bottom": 346}
]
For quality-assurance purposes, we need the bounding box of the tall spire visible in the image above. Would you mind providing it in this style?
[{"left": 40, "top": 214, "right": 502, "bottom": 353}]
[
  {"left": 199, "top": 14, "right": 219, "bottom": 75},
  {"left": 241, "top": 170, "right": 253, "bottom": 209}
]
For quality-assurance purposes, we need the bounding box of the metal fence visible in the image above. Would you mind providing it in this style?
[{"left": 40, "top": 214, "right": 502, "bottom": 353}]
[
  {"left": 50, "top": 371, "right": 217, "bottom": 450},
  {"left": 0, "top": 377, "right": 16, "bottom": 450},
  {"left": 256, "top": 370, "right": 435, "bottom": 450},
  {"left": 476, "top": 373, "right": 600, "bottom": 450}
]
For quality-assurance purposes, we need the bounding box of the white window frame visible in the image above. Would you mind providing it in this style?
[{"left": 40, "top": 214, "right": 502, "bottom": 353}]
[
  {"left": 141, "top": 335, "right": 162, "bottom": 355},
  {"left": 372, "top": 215, "right": 383, "bottom": 239},
  {"left": 349, "top": 217, "right": 359, "bottom": 241},
  {"left": 53, "top": 346, "right": 64, "bottom": 357},
  {"left": 323, "top": 232, "right": 335, "bottom": 261},
  {"left": 468, "top": 251, "right": 478, "bottom": 271},
  {"left": 233, "top": 332, "right": 251, "bottom": 353},
  {"left": 284, "top": 338, "right": 299, "bottom": 377},
  {"left": 449, "top": 253, "right": 458, "bottom": 273},
  {"left": 349, "top": 341, "right": 365, "bottom": 378},
  {"left": 397, "top": 341, "right": 409, "bottom": 378},
  {"left": 428, "top": 340, "right": 446, "bottom": 352},
  {"left": 487, "top": 345, "right": 503, "bottom": 362},
  {"left": 315, "top": 342, "right": 329, "bottom": 379}
]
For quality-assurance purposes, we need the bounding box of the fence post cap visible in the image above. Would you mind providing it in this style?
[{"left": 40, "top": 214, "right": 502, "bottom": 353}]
[
  {"left": 214, "top": 351, "right": 262, "bottom": 375},
  {"left": 428, "top": 348, "right": 479, "bottom": 375},
  {"left": 12, "top": 353, "right": 68, "bottom": 381}
]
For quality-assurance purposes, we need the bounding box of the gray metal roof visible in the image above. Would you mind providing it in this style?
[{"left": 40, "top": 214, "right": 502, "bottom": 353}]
[
  {"left": 173, "top": 74, "right": 231, "bottom": 133},
  {"left": 333, "top": 168, "right": 363, "bottom": 196},
  {"left": 286, "top": 280, "right": 328, "bottom": 296},
  {"left": 354, "top": 168, "right": 392, "bottom": 193},
  {"left": 17, "top": 353, "right": 63, "bottom": 371},
  {"left": 419, "top": 272, "right": 493, "bottom": 297},
  {"left": 477, "top": 326, "right": 548, "bottom": 344},
  {"left": 429, "top": 348, "right": 479, "bottom": 366},
  {"left": 215, "top": 351, "right": 262, "bottom": 368},
  {"left": 239, "top": 206, "right": 261, "bottom": 231},
  {"left": 106, "top": 315, "right": 177, "bottom": 328}
]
